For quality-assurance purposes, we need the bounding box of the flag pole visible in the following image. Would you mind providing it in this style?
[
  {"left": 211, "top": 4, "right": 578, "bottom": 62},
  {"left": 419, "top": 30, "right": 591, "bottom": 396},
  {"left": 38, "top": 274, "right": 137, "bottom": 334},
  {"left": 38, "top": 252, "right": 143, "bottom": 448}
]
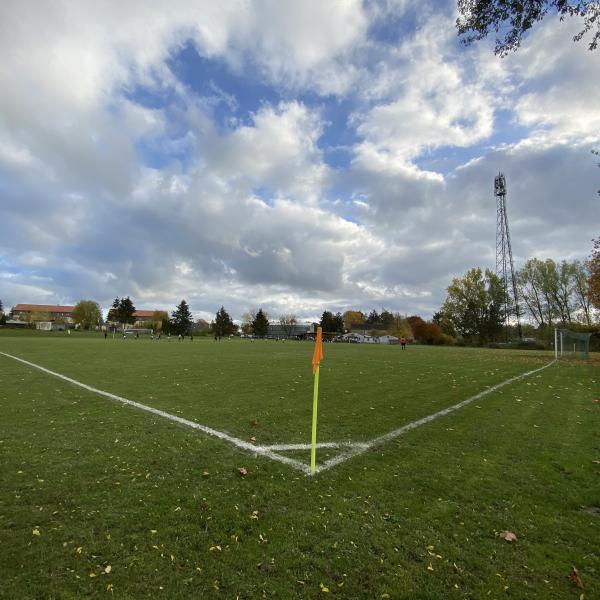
[
  {"left": 311, "top": 364, "right": 320, "bottom": 474},
  {"left": 310, "top": 326, "right": 324, "bottom": 475}
]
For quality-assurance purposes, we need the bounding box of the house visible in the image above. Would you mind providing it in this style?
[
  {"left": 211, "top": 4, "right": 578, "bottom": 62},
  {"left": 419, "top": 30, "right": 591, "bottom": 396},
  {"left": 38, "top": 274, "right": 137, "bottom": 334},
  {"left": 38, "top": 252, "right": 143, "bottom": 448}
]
[
  {"left": 11, "top": 304, "right": 75, "bottom": 323},
  {"left": 105, "top": 309, "right": 166, "bottom": 330},
  {"left": 132, "top": 310, "right": 161, "bottom": 327},
  {"left": 337, "top": 333, "right": 399, "bottom": 344},
  {"left": 266, "top": 323, "right": 315, "bottom": 339}
]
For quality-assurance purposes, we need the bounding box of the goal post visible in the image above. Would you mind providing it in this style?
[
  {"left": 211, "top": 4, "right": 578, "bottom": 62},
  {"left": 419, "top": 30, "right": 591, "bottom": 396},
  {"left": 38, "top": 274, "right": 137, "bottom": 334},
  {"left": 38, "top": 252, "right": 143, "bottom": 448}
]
[{"left": 555, "top": 328, "right": 592, "bottom": 360}]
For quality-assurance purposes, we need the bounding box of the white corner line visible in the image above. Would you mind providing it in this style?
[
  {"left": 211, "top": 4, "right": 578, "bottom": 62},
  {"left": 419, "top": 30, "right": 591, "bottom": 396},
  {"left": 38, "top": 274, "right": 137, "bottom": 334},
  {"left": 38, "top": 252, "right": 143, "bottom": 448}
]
[
  {"left": 261, "top": 441, "right": 369, "bottom": 451},
  {"left": 1, "top": 351, "right": 556, "bottom": 477},
  {"left": 0, "top": 352, "right": 311, "bottom": 475},
  {"left": 314, "top": 359, "right": 557, "bottom": 475}
]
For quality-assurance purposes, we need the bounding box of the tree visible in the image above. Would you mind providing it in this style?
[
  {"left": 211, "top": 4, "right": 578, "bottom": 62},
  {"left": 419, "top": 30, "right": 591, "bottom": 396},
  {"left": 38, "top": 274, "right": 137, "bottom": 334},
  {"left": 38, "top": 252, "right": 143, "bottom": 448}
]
[
  {"left": 195, "top": 318, "right": 210, "bottom": 332},
  {"left": 26, "top": 311, "right": 51, "bottom": 326},
  {"left": 572, "top": 260, "right": 592, "bottom": 324},
  {"left": 150, "top": 311, "right": 169, "bottom": 331},
  {"left": 107, "top": 297, "right": 136, "bottom": 330},
  {"left": 252, "top": 309, "right": 269, "bottom": 337},
  {"left": 380, "top": 309, "right": 395, "bottom": 330},
  {"left": 442, "top": 267, "right": 505, "bottom": 344},
  {"left": 214, "top": 306, "right": 235, "bottom": 337},
  {"left": 407, "top": 315, "right": 427, "bottom": 341},
  {"left": 320, "top": 311, "right": 335, "bottom": 332},
  {"left": 106, "top": 298, "right": 120, "bottom": 323},
  {"left": 171, "top": 300, "right": 193, "bottom": 335},
  {"left": 0, "top": 298, "right": 3, "bottom": 313},
  {"left": 432, "top": 310, "right": 457, "bottom": 337},
  {"left": 590, "top": 237, "right": 600, "bottom": 310},
  {"left": 332, "top": 312, "right": 345, "bottom": 333},
  {"left": 72, "top": 300, "right": 101, "bottom": 330},
  {"left": 343, "top": 310, "right": 365, "bottom": 331},
  {"left": 365, "top": 310, "right": 380, "bottom": 326},
  {"left": 390, "top": 313, "right": 413, "bottom": 338},
  {"left": 241, "top": 311, "right": 255, "bottom": 335},
  {"left": 456, "top": 0, "right": 600, "bottom": 56},
  {"left": 119, "top": 297, "right": 136, "bottom": 327},
  {"left": 516, "top": 259, "right": 554, "bottom": 327},
  {"left": 279, "top": 314, "right": 298, "bottom": 338}
]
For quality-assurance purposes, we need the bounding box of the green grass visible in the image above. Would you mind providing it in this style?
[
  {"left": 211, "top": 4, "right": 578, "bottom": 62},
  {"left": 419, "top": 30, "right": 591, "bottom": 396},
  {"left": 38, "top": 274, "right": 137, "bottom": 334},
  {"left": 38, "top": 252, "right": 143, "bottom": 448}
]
[{"left": 1, "top": 332, "right": 598, "bottom": 599}]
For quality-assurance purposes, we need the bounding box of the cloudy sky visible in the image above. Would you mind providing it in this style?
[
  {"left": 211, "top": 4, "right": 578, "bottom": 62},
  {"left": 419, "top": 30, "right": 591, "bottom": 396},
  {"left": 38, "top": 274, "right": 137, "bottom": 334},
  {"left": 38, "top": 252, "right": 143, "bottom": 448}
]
[{"left": 1, "top": 0, "right": 598, "bottom": 322}]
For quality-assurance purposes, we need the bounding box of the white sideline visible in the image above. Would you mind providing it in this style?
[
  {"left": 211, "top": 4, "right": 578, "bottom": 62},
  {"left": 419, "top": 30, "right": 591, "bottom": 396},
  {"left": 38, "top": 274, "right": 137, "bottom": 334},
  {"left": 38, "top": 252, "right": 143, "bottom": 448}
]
[
  {"left": 0, "top": 352, "right": 311, "bottom": 475},
  {"left": 1, "top": 351, "right": 555, "bottom": 477},
  {"left": 314, "top": 359, "right": 556, "bottom": 474}
]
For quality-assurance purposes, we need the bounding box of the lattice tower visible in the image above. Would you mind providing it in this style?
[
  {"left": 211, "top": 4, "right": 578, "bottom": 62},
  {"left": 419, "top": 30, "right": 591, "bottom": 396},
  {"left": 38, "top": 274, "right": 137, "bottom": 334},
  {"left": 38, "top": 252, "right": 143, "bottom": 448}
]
[{"left": 494, "top": 173, "right": 522, "bottom": 340}]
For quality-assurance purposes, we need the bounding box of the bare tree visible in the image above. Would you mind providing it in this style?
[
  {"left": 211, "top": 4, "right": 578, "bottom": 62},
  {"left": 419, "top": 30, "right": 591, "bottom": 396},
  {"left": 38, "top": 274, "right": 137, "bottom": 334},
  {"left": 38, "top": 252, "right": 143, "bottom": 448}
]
[{"left": 279, "top": 314, "right": 297, "bottom": 338}]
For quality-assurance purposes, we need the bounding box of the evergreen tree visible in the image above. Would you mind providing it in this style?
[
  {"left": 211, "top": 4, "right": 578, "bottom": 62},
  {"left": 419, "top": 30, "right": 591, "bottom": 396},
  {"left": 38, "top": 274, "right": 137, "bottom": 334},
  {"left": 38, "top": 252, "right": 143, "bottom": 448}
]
[
  {"left": 0, "top": 298, "right": 3, "bottom": 313},
  {"left": 252, "top": 308, "right": 269, "bottom": 337},
  {"left": 320, "top": 311, "right": 335, "bottom": 332},
  {"left": 365, "top": 309, "right": 380, "bottom": 325},
  {"left": 332, "top": 312, "right": 345, "bottom": 333},
  {"left": 107, "top": 297, "right": 120, "bottom": 323},
  {"left": 171, "top": 299, "right": 193, "bottom": 335},
  {"left": 118, "top": 297, "right": 136, "bottom": 327},
  {"left": 380, "top": 309, "right": 394, "bottom": 330},
  {"left": 214, "top": 306, "right": 235, "bottom": 337}
]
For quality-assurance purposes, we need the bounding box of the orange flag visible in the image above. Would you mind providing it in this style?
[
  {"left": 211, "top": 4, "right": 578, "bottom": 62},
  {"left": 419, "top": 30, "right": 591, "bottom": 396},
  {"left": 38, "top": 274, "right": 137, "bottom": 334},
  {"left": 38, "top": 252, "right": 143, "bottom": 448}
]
[{"left": 312, "top": 326, "right": 323, "bottom": 375}]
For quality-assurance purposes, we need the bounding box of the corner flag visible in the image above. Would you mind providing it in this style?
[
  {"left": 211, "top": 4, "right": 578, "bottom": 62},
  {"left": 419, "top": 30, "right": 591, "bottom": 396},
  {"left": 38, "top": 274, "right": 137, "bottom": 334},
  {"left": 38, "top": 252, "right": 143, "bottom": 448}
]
[{"left": 310, "top": 327, "right": 324, "bottom": 474}]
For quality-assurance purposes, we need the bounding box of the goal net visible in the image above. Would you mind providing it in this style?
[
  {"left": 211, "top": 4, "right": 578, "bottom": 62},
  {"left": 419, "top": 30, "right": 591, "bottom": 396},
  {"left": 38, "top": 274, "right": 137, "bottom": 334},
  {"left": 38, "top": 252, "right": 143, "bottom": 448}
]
[{"left": 555, "top": 329, "right": 592, "bottom": 360}]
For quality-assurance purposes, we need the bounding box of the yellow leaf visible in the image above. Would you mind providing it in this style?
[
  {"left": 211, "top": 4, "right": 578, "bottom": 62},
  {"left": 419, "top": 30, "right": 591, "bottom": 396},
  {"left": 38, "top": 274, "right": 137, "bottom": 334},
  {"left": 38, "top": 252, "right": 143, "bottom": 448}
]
[
  {"left": 32, "top": 528, "right": 41, "bottom": 536},
  {"left": 75, "top": 547, "right": 83, "bottom": 555},
  {"left": 209, "top": 545, "right": 222, "bottom": 552},
  {"left": 89, "top": 573, "right": 97, "bottom": 578},
  {"left": 104, "top": 565, "right": 112, "bottom": 574},
  {"left": 320, "top": 583, "right": 330, "bottom": 592},
  {"left": 427, "top": 564, "right": 434, "bottom": 571}
]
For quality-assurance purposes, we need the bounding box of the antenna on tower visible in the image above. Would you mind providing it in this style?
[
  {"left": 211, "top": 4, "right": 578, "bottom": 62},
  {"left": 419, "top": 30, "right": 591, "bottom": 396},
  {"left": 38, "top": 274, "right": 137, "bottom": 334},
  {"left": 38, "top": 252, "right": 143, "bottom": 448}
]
[{"left": 494, "top": 173, "right": 522, "bottom": 341}]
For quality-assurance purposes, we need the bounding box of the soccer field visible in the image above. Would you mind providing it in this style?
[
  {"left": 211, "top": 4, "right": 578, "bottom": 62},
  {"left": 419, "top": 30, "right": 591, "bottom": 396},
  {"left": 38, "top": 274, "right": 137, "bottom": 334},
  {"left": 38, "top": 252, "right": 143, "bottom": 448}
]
[{"left": 1, "top": 333, "right": 598, "bottom": 598}]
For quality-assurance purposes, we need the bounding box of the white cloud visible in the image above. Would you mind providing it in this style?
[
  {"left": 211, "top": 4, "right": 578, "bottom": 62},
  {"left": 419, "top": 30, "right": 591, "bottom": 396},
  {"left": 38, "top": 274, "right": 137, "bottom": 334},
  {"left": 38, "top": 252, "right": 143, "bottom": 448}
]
[{"left": 0, "top": 1, "right": 597, "bottom": 323}]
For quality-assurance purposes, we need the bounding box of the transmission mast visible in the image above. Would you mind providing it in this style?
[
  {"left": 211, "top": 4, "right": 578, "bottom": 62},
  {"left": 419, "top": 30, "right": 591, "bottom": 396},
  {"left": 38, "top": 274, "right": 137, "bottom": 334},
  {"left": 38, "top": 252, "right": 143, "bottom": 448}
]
[{"left": 494, "top": 173, "right": 522, "bottom": 340}]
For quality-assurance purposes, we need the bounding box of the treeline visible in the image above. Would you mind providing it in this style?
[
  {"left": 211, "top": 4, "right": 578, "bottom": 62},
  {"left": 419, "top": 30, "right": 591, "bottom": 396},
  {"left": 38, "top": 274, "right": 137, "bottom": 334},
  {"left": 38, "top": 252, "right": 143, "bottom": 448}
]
[{"left": 436, "top": 254, "right": 598, "bottom": 346}]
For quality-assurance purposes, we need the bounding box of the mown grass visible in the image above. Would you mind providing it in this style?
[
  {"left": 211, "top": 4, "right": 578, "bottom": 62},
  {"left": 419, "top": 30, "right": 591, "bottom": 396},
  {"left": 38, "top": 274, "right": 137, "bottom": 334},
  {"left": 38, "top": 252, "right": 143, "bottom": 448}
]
[{"left": 0, "top": 332, "right": 598, "bottom": 599}]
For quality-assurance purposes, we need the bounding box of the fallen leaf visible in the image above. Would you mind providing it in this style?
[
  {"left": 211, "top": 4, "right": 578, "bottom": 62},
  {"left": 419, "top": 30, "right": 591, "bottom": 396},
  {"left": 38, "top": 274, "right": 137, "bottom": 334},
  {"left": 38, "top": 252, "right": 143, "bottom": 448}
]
[
  {"left": 202, "top": 471, "right": 210, "bottom": 477},
  {"left": 238, "top": 467, "right": 248, "bottom": 476},
  {"left": 320, "top": 583, "right": 330, "bottom": 592},
  {"left": 209, "top": 545, "right": 222, "bottom": 552},
  {"left": 499, "top": 531, "right": 517, "bottom": 542},
  {"left": 32, "top": 528, "right": 41, "bottom": 536},
  {"left": 104, "top": 565, "right": 112, "bottom": 574},
  {"left": 250, "top": 419, "right": 260, "bottom": 427},
  {"left": 570, "top": 566, "right": 583, "bottom": 589},
  {"left": 427, "top": 564, "right": 434, "bottom": 571}
]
